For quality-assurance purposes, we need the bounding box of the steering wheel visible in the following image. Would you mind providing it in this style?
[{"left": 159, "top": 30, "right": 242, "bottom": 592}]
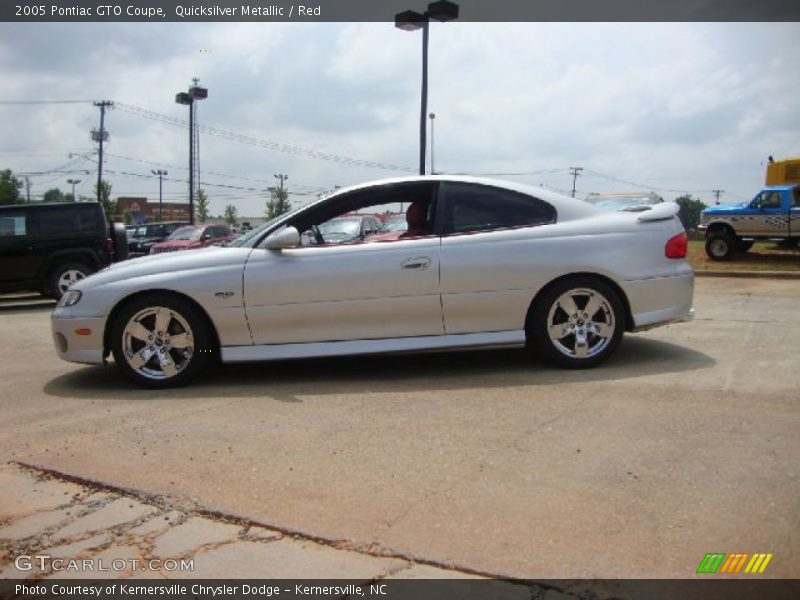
[{"left": 311, "top": 224, "right": 325, "bottom": 245}]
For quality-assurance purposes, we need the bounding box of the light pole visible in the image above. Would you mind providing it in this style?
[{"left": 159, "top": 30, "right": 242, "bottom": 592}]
[
  {"left": 151, "top": 170, "right": 167, "bottom": 221},
  {"left": 66, "top": 178, "right": 81, "bottom": 202},
  {"left": 175, "top": 79, "right": 208, "bottom": 224},
  {"left": 395, "top": 1, "right": 459, "bottom": 176},
  {"left": 429, "top": 112, "right": 436, "bottom": 174}
]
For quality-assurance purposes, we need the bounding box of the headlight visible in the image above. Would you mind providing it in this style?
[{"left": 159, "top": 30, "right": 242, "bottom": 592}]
[{"left": 57, "top": 290, "right": 82, "bottom": 308}]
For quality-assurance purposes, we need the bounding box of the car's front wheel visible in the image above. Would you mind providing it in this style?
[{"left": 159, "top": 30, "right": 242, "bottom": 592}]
[
  {"left": 529, "top": 278, "right": 624, "bottom": 368},
  {"left": 48, "top": 262, "right": 93, "bottom": 300},
  {"left": 705, "top": 231, "right": 735, "bottom": 261},
  {"left": 110, "top": 294, "right": 214, "bottom": 388}
]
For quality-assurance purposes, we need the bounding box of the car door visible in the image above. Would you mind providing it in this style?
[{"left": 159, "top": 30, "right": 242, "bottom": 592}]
[
  {"left": 742, "top": 190, "right": 787, "bottom": 236},
  {"left": 0, "top": 210, "right": 36, "bottom": 286},
  {"left": 437, "top": 181, "right": 558, "bottom": 335},
  {"left": 243, "top": 188, "right": 443, "bottom": 346}
]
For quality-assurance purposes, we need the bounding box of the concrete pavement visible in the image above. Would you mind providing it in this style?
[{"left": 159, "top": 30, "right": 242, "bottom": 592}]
[{"left": 0, "top": 278, "right": 798, "bottom": 579}]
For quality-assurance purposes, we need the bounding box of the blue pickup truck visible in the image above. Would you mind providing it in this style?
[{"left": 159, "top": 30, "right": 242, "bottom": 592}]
[{"left": 698, "top": 185, "right": 800, "bottom": 260}]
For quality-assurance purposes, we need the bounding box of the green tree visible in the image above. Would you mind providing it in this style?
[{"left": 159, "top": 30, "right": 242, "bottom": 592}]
[
  {"left": 223, "top": 203, "right": 238, "bottom": 227},
  {"left": 265, "top": 186, "right": 291, "bottom": 219},
  {"left": 0, "top": 169, "right": 23, "bottom": 205},
  {"left": 675, "top": 194, "right": 707, "bottom": 231},
  {"left": 196, "top": 189, "right": 210, "bottom": 223},
  {"left": 43, "top": 188, "right": 66, "bottom": 203},
  {"left": 94, "top": 179, "right": 115, "bottom": 217}
]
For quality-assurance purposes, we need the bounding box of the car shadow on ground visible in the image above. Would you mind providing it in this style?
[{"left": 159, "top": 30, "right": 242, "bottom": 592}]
[{"left": 43, "top": 335, "right": 715, "bottom": 402}]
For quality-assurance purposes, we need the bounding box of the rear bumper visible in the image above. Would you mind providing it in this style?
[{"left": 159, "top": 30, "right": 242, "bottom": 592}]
[
  {"left": 51, "top": 314, "right": 107, "bottom": 365},
  {"left": 621, "top": 272, "right": 695, "bottom": 332}
]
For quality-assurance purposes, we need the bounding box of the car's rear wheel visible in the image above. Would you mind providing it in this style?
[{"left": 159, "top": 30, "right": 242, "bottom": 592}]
[
  {"left": 48, "top": 262, "right": 93, "bottom": 300},
  {"left": 110, "top": 294, "right": 213, "bottom": 388},
  {"left": 529, "top": 278, "right": 624, "bottom": 368},
  {"left": 705, "top": 231, "right": 735, "bottom": 261}
]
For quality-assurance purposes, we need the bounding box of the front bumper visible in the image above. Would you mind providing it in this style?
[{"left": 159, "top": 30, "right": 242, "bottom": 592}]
[{"left": 51, "top": 314, "right": 107, "bottom": 365}]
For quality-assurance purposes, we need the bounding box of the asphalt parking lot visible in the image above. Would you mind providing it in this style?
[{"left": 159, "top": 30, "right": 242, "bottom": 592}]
[{"left": 0, "top": 277, "right": 798, "bottom": 579}]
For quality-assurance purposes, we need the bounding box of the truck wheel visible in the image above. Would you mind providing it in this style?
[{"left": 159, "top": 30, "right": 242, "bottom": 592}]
[
  {"left": 735, "top": 239, "right": 754, "bottom": 253},
  {"left": 705, "top": 232, "right": 735, "bottom": 261},
  {"left": 48, "top": 262, "right": 93, "bottom": 300}
]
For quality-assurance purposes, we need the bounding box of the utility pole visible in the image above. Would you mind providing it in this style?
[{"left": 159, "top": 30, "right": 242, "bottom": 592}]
[
  {"left": 24, "top": 176, "right": 31, "bottom": 203},
  {"left": 712, "top": 189, "right": 725, "bottom": 205},
  {"left": 92, "top": 101, "right": 113, "bottom": 203},
  {"left": 151, "top": 170, "right": 167, "bottom": 221},
  {"left": 569, "top": 166, "right": 583, "bottom": 198},
  {"left": 67, "top": 178, "right": 81, "bottom": 202}
]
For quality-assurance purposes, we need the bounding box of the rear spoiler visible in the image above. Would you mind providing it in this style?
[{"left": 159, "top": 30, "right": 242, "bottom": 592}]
[{"left": 636, "top": 202, "right": 679, "bottom": 222}]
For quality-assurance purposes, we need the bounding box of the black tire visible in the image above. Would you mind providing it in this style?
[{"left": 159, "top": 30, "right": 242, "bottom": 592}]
[
  {"left": 48, "top": 261, "right": 93, "bottom": 300},
  {"left": 111, "top": 222, "right": 129, "bottom": 262},
  {"left": 528, "top": 277, "right": 625, "bottom": 369},
  {"left": 705, "top": 231, "right": 736, "bottom": 261},
  {"left": 110, "top": 294, "right": 214, "bottom": 388},
  {"left": 735, "top": 239, "right": 754, "bottom": 253}
]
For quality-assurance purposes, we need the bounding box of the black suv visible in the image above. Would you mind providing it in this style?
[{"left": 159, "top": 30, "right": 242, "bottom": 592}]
[
  {"left": 0, "top": 202, "right": 128, "bottom": 299},
  {"left": 127, "top": 221, "right": 189, "bottom": 257}
]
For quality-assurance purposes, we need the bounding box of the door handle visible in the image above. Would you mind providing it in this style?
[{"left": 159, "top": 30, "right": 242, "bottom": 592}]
[{"left": 401, "top": 256, "right": 431, "bottom": 270}]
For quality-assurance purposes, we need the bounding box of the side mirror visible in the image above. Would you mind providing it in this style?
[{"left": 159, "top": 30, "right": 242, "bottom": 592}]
[{"left": 265, "top": 226, "right": 301, "bottom": 250}]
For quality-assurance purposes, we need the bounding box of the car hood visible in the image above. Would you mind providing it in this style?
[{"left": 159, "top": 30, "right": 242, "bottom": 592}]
[
  {"left": 73, "top": 246, "right": 250, "bottom": 290},
  {"left": 702, "top": 203, "right": 748, "bottom": 215}
]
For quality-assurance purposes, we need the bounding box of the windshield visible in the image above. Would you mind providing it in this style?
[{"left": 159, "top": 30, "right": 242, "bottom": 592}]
[
  {"left": 319, "top": 218, "right": 361, "bottom": 236},
  {"left": 133, "top": 225, "right": 161, "bottom": 238},
  {"left": 382, "top": 214, "right": 408, "bottom": 232},
  {"left": 168, "top": 226, "right": 202, "bottom": 241},
  {"left": 226, "top": 214, "right": 287, "bottom": 248}
]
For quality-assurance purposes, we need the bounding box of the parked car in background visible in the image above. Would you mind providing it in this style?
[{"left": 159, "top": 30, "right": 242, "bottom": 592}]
[
  {"left": 149, "top": 224, "right": 234, "bottom": 254},
  {"left": 127, "top": 221, "right": 189, "bottom": 257},
  {"left": 699, "top": 184, "right": 800, "bottom": 260},
  {"left": 52, "top": 176, "right": 693, "bottom": 387},
  {"left": 0, "top": 202, "right": 127, "bottom": 299},
  {"left": 303, "top": 214, "right": 383, "bottom": 245},
  {"left": 381, "top": 212, "right": 408, "bottom": 233},
  {"left": 584, "top": 192, "right": 665, "bottom": 212}
]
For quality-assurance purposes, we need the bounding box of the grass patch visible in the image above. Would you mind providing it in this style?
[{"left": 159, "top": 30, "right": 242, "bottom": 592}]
[{"left": 688, "top": 240, "right": 800, "bottom": 271}]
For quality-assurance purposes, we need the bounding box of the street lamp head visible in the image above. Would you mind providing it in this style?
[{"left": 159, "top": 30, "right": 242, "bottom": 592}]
[
  {"left": 189, "top": 86, "right": 208, "bottom": 100},
  {"left": 175, "top": 92, "right": 192, "bottom": 105},
  {"left": 395, "top": 9, "right": 425, "bottom": 30},
  {"left": 151, "top": 170, "right": 157, "bottom": 176},
  {"left": 429, "top": 112, "right": 436, "bottom": 119},
  {"left": 427, "top": 0, "right": 459, "bottom": 22}
]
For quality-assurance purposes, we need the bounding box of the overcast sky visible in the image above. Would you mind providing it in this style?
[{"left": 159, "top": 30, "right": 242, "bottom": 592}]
[{"left": 0, "top": 21, "right": 798, "bottom": 216}]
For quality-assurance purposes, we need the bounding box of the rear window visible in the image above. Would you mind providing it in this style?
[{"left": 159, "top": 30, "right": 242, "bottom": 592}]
[
  {"left": 0, "top": 214, "right": 27, "bottom": 237},
  {"left": 37, "top": 206, "right": 103, "bottom": 237}
]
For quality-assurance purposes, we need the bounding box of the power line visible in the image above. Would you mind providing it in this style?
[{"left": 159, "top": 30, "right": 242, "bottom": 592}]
[
  {"left": 114, "top": 102, "right": 415, "bottom": 173},
  {"left": 0, "top": 100, "right": 97, "bottom": 105}
]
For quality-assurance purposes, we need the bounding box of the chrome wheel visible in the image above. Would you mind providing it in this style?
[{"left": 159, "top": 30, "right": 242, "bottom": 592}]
[
  {"left": 121, "top": 306, "right": 195, "bottom": 381},
  {"left": 57, "top": 269, "right": 86, "bottom": 295},
  {"left": 546, "top": 288, "right": 615, "bottom": 359}
]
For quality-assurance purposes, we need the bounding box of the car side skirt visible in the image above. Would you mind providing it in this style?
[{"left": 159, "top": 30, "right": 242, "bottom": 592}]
[{"left": 221, "top": 330, "right": 527, "bottom": 362}]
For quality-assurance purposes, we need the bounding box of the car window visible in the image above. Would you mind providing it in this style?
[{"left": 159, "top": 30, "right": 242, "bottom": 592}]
[
  {"left": 0, "top": 214, "right": 27, "bottom": 237},
  {"left": 38, "top": 206, "right": 101, "bottom": 237},
  {"left": 442, "top": 182, "right": 556, "bottom": 234}
]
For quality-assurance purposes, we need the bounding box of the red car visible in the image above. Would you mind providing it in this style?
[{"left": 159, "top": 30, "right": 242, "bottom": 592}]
[{"left": 149, "top": 224, "right": 234, "bottom": 255}]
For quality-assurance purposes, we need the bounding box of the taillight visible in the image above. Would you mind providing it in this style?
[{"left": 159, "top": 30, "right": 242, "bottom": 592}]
[{"left": 665, "top": 232, "right": 687, "bottom": 259}]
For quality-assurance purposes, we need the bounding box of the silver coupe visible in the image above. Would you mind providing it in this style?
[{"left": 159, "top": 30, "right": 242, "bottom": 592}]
[{"left": 52, "top": 176, "right": 694, "bottom": 387}]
